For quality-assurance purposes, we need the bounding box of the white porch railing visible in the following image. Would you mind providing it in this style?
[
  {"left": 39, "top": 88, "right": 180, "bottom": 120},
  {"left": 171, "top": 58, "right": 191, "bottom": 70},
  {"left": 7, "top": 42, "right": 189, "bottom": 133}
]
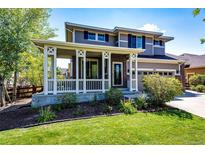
[{"left": 47, "top": 79, "right": 110, "bottom": 93}]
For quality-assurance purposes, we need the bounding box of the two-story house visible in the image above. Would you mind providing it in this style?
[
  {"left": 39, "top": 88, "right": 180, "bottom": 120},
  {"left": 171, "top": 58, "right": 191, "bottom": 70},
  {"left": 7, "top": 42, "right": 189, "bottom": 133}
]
[{"left": 32, "top": 22, "right": 183, "bottom": 107}]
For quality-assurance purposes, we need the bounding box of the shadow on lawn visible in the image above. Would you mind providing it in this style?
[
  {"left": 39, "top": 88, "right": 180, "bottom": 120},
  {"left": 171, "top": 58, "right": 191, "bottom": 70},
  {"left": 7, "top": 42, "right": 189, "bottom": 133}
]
[{"left": 154, "top": 108, "right": 193, "bottom": 120}]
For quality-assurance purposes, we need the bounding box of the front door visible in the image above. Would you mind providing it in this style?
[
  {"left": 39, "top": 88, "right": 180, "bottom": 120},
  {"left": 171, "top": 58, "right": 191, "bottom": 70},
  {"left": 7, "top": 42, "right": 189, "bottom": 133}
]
[{"left": 112, "top": 62, "right": 123, "bottom": 86}]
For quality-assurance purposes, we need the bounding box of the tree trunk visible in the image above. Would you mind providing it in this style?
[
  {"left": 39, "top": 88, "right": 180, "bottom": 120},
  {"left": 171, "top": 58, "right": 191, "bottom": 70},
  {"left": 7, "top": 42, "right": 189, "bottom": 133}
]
[
  {"left": 0, "top": 78, "right": 6, "bottom": 107},
  {"left": 12, "top": 71, "right": 18, "bottom": 103},
  {"left": 5, "top": 81, "right": 11, "bottom": 103}
]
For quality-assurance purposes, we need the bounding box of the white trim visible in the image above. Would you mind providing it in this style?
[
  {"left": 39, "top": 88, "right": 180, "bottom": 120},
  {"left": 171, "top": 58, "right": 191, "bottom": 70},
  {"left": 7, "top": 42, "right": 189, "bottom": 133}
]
[
  {"left": 44, "top": 46, "right": 48, "bottom": 95},
  {"left": 112, "top": 62, "right": 123, "bottom": 87},
  {"left": 72, "top": 29, "right": 75, "bottom": 43},
  {"left": 129, "top": 54, "right": 133, "bottom": 91},
  {"left": 102, "top": 52, "right": 105, "bottom": 93},
  {"left": 138, "top": 68, "right": 154, "bottom": 71},
  {"left": 53, "top": 47, "right": 57, "bottom": 95},
  {"left": 108, "top": 52, "right": 111, "bottom": 88},
  {"left": 135, "top": 57, "right": 138, "bottom": 91},
  {"left": 83, "top": 50, "right": 86, "bottom": 93},
  {"left": 32, "top": 39, "right": 144, "bottom": 54},
  {"left": 146, "top": 42, "right": 153, "bottom": 45},
  {"left": 154, "top": 45, "right": 165, "bottom": 48},
  {"left": 119, "top": 40, "right": 128, "bottom": 43},
  {"left": 138, "top": 58, "right": 181, "bottom": 64},
  {"left": 76, "top": 50, "right": 79, "bottom": 94}
]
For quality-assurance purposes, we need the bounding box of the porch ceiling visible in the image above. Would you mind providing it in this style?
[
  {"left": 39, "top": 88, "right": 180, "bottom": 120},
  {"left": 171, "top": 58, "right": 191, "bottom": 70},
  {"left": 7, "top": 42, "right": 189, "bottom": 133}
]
[{"left": 32, "top": 39, "right": 144, "bottom": 54}]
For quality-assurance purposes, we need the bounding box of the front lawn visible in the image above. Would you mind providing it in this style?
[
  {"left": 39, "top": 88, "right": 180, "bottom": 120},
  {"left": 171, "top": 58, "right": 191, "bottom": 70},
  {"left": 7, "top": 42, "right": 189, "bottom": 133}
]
[{"left": 0, "top": 109, "right": 205, "bottom": 144}]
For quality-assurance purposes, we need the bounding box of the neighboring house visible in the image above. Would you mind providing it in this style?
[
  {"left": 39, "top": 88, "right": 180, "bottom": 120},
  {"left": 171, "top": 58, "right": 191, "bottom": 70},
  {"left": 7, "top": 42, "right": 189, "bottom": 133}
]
[
  {"left": 177, "top": 53, "right": 205, "bottom": 84},
  {"left": 32, "top": 22, "right": 183, "bottom": 107}
]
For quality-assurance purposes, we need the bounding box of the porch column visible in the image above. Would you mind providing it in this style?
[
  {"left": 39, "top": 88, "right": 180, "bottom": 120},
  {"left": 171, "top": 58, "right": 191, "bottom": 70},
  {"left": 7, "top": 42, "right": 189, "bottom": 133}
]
[
  {"left": 76, "top": 50, "right": 79, "bottom": 94},
  {"left": 135, "top": 55, "right": 138, "bottom": 91},
  {"left": 129, "top": 54, "right": 133, "bottom": 91},
  {"left": 102, "top": 52, "right": 105, "bottom": 93},
  {"left": 43, "top": 46, "right": 48, "bottom": 95},
  {"left": 108, "top": 52, "right": 111, "bottom": 89},
  {"left": 53, "top": 48, "right": 57, "bottom": 94},
  {"left": 83, "top": 50, "right": 86, "bottom": 93}
]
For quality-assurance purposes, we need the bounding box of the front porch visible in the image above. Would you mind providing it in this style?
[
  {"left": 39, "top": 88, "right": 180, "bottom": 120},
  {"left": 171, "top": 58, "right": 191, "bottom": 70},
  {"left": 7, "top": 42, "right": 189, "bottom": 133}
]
[{"left": 41, "top": 42, "right": 142, "bottom": 95}]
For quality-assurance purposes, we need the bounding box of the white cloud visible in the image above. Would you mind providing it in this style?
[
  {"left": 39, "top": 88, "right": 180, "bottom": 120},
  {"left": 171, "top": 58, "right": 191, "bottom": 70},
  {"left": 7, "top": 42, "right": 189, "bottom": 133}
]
[{"left": 139, "top": 24, "right": 166, "bottom": 33}]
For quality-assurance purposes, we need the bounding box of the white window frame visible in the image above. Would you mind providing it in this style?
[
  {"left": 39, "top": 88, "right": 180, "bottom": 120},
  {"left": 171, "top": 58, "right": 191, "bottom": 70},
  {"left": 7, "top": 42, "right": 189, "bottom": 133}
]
[
  {"left": 87, "top": 31, "right": 106, "bottom": 42},
  {"left": 97, "top": 33, "right": 105, "bottom": 42}
]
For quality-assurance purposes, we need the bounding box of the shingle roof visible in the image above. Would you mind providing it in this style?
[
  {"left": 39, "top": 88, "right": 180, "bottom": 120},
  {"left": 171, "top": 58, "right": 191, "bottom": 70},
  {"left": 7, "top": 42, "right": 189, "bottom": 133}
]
[
  {"left": 178, "top": 53, "right": 205, "bottom": 68},
  {"left": 138, "top": 54, "right": 178, "bottom": 60}
]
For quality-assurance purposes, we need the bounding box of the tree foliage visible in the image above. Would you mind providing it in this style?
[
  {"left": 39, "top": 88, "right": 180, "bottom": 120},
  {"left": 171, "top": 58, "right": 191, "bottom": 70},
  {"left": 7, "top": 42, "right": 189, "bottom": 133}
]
[
  {"left": 193, "top": 8, "right": 205, "bottom": 44},
  {"left": 0, "top": 9, "right": 56, "bottom": 106}
]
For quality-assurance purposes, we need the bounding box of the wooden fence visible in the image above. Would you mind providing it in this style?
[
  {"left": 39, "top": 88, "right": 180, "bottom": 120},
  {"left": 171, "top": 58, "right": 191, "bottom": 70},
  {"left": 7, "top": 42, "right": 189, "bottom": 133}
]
[{"left": 7, "top": 86, "right": 43, "bottom": 98}]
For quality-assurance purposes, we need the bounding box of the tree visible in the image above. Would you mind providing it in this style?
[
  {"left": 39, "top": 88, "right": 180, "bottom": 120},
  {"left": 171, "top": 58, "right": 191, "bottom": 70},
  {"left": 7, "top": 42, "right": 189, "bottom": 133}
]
[
  {"left": 193, "top": 8, "right": 205, "bottom": 44},
  {"left": 0, "top": 9, "right": 56, "bottom": 106}
]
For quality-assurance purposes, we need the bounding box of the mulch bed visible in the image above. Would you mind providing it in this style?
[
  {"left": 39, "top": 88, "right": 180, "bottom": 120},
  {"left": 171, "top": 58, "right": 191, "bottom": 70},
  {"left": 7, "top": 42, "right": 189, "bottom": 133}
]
[{"left": 0, "top": 102, "right": 121, "bottom": 131}]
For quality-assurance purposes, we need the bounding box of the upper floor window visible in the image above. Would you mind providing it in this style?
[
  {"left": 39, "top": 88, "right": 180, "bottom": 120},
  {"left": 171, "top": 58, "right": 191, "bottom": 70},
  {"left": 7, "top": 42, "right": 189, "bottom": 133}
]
[
  {"left": 154, "top": 40, "right": 163, "bottom": 46},
  {"left": 88, "top": 32, "right": 96, "bottom": 40},
  {"left": 98, "top": 34, "right": 105, "bottom": 42},
  {"left": 137, "top": 36, "right": 142, "bottom": 48},
  {"left": 128, "top": 34, "right": 144, "bottom": 49}
]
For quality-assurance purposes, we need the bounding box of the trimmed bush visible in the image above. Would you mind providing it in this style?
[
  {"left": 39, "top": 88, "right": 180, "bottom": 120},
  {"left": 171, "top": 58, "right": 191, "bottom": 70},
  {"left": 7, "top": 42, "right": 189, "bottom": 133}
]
[
  {"left": 105, "top": 88, "right": 123, "bottom": 105},
  {"left": 195, "top": 84, "right": 205, "bottom": 92},
  {"left": 102, "top": 104, "right": 113, "bottom": 114},
  {"left": 189, "top": 74, "right": 205, "bottom": 86},
  {"left": 135, "top": 94, "right": 149, "bottom": 110},
  {"left": 120, "top": 100, "right": 136, "bottom": 114},
  {"left": 143, "top": 74, "right": 183, "bottom": 106},
  {"left": 37, "top": 107, "right": 56, "bottom": 123},
  {"left": 57, "top": 93, "right": 76, "bottom": 108}
]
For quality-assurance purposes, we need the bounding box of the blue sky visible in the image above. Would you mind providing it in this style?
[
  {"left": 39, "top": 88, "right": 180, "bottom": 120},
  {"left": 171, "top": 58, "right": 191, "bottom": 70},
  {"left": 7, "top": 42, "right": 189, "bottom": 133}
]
[{"left": 49, "top": 8, "right": 205, "bottom": 55}]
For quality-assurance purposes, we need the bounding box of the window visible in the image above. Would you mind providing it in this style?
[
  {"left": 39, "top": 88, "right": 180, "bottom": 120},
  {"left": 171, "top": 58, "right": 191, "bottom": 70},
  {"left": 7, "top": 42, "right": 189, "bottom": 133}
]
[
  {"left": 98, "top": 34, "right": 105, "bottom": 41},
  {"left": 154, "top": 40, "right": 163, "bottom": 46},
  {"left": 149, "top": 72, "right": 153, "bottom": 75},
  {"left": 164, "top": 72, "right": 168, "bottom": 76},
  {"left": 143, "top": 72, "right": 148, "bottom": 75},
  {"left": 88, "top": 32, "right": 96, "bottom": 40},
  {"left": 138, "top": 71, "right": 142, "bottom": 75},
  {"left": 137, "top": 36, "right": 142, "bottom": 48},
  {"left": 168, "top": 72, "right": 173, "bottom": 76}
]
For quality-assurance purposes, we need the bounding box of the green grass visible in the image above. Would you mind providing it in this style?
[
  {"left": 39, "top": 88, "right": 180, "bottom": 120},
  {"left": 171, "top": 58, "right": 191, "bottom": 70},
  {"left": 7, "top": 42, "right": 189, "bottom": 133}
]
[{"left": 1, "top": 109, "right": 205, "bottom": 144}]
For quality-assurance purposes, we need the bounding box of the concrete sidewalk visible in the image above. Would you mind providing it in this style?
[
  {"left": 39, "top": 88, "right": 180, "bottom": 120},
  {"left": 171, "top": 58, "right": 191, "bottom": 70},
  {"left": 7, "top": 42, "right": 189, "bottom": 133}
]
[{"left": 166, "top": 90, "right": 205, "bottom": 118}]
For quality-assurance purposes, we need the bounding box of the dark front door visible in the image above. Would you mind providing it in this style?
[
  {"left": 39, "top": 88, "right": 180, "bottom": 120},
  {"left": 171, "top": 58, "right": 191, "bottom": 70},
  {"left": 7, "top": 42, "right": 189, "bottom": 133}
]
[{"left": 112, "top": 62, "right": 123, "bottom": 86}]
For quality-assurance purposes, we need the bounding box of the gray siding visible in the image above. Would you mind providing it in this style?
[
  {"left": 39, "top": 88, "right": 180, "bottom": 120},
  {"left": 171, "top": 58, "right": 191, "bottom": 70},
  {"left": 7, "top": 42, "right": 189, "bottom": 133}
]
[
  {"left": 154, "top": 47, "right": 165, "bottom": 55},
  {"left": 75, "top": 30, "right": 116, "bottom": 46},
  {"left": 139, "top": 44, "right": 153, "bottom": 55},
  {"left": 138, "top": 62, "right": 179, "bottom": 70}
]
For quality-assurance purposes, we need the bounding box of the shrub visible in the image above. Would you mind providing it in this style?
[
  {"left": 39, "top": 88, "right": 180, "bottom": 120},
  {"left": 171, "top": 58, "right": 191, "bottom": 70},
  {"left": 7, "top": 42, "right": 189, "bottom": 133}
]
[
  {"left": 120, "top": 100, "right": 136, "bottom": 114},
  {"left": 58, "top": 93, "right": 76, "bottom": 108},
  {"left": 135, "top": 94, "right": 149, "bottom": 110},
  {"left": 143, "top": 74, "right": 183, "bottom": 107},
  {"left": 73, "top": 106, "right": 86, "bottom": 116},
  {"left": 189, "top": 74, "right": 205, "bottom": 86},
  {"left": 105, "top": 88, "right": 123, "bottom": 105},
  {"left": 37, "top": 107, "right": 56, "bottom": 123},
  {"left": 102, "top": 104, "right": 113, "bottom": 114},
  {"left": 195, "top": 84, "right": 205, "bottom": 92},
  {"left": 52, "top": 104, "right": 63, "bottom": 112}
]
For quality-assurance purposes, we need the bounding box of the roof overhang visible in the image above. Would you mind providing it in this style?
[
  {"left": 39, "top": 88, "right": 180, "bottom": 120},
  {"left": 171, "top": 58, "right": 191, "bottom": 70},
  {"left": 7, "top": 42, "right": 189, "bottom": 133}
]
[
  {"left": 158, "top": 36, "right": 174, "bottom": 42},
  {"left": 32, "top": 39, "right": 144, "bottom": 54},
  {"left": 185, "top": 66, "right": 205, "bottom": 69},
  {"left": 138, "top": 57, "right": 182, "bottom": 64}
]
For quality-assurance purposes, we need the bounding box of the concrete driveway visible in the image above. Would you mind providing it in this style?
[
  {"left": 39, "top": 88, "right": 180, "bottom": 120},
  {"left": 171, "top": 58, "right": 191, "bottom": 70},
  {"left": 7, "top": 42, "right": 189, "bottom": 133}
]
[{"left": 166, "top": 90, "right": 205, "bottom": 118}]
